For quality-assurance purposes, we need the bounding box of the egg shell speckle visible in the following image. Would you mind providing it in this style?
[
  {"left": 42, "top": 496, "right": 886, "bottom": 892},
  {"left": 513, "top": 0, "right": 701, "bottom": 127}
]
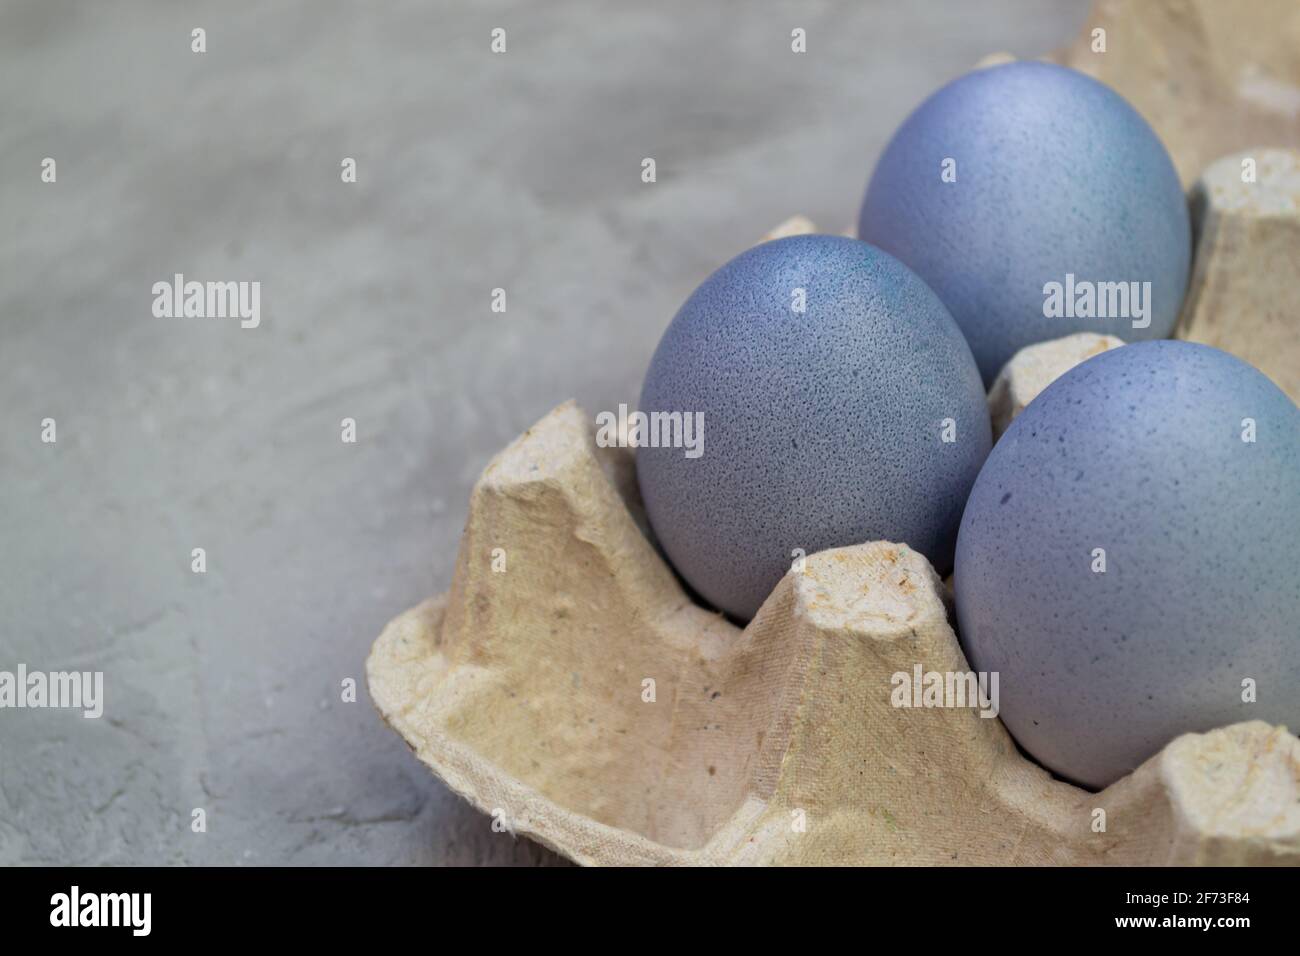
[
  {"left": 859, "top": 61, "right": 1191, "bottom": 384},
  {"left": 955, "top": 340, "right": 1300, "bottom": 789},
  {"left": 638, "top": 234, "right": 991, "bottom": 621}
]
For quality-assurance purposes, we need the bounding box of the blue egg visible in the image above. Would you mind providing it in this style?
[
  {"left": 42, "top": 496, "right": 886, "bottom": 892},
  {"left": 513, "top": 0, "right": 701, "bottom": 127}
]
[
  {"left": 859, "top": 62, "right": 1191, "bottom": 384},
  {"left": 955, "top": 341, "right": 1300, "bottom": 789},
  {"left": 638, "top": 234, "right": 991, "bottom": 621}
]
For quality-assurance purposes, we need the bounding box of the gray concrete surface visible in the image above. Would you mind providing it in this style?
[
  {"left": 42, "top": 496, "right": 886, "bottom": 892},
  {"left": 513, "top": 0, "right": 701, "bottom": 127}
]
[{"left": 0, "top": 0, "right": 1086, "bottom": 865}]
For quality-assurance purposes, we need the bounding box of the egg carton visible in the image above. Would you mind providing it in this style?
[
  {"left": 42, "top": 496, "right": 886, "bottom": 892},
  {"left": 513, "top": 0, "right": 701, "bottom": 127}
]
[
  {"left": 367, "top": 394, "right": 1298, "bottom": 865},
  {"left": 368, "top": 1, "right": 1300, "bottom": 863}
]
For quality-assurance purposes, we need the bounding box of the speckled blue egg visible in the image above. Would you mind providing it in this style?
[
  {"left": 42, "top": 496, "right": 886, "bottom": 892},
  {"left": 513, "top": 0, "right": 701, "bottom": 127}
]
[
  {"left": 637, "top": 234, "right": 991, "bottom": 621},
  {"left": 955, "top": 341, "right": 1300, "bottom": 789},
  {"left": 858, "top": 62, "right": 1191, "bottom": 384}
]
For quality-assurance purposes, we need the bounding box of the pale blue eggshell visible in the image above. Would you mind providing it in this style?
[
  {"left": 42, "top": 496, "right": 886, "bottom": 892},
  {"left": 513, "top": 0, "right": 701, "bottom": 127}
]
[
  {"left": 859, "top": 62, "right": 1191, "bottom": 384},
  {"left": 955, "top": 341, "right": 1300, "bottom": 789},
  {"left": 637, "top": 234, "right": 991, "bottom": 621}
]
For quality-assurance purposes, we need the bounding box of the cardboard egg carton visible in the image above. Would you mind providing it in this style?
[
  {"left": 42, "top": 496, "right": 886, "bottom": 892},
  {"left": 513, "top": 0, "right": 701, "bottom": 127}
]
[
  {"left": 367, "top": 396, "right": 1299, "bottom": 865},
  {"left": 1178, "top": 148, "right": 1300, "bottom": 404}
]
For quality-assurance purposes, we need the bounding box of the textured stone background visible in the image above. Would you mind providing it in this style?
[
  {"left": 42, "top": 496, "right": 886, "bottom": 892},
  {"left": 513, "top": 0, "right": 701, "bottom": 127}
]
[{"left": 0, "top": 0, "right": 1084, "bottom": 865}]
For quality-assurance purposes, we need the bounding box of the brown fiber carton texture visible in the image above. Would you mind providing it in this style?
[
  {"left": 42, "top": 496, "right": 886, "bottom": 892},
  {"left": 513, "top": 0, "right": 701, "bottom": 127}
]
[{"left": 367, "top": 401, "right": 1300, "bottom": 865}]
